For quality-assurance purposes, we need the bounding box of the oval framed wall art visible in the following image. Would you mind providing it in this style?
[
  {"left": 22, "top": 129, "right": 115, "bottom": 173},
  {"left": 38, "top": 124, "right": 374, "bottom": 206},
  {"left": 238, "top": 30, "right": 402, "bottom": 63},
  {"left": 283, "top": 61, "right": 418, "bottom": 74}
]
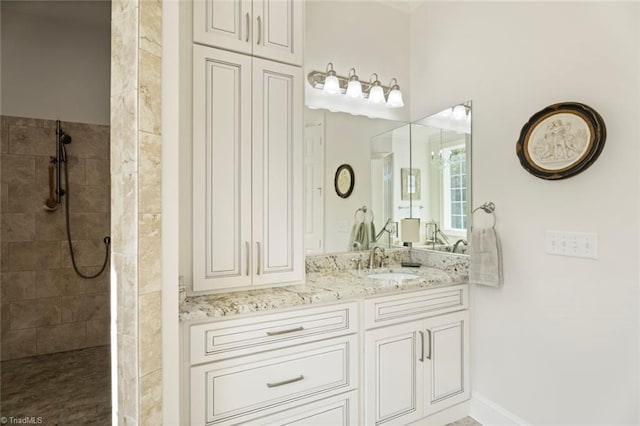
[
  {"left": 515, "top": 102, "right": 606, "bottom": 180},
  {"left": 334, "top": 163, "right": 355, "bottom": 198}
]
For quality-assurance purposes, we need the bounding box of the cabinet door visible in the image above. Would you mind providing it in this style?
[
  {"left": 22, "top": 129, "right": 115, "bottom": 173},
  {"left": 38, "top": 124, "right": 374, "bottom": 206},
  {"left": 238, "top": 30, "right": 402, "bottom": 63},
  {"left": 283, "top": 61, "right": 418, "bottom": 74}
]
[
  {"left": 364, "top": 320, "right": 424, "bottom": 425},
  {"left": 192, "top": 45, "right": 253, "bottom": 291},
  {"left": 423, "top": 310, "right": 470, "bottom": 416},
  {"left": 251, "top": 58, "right": 303, "bottom": 287},
  {"left": 252, "top": 0, "right": 303, "bottom": 65},
  {"left": 193, "top": 0, "right": 252, "bottom": 55}
]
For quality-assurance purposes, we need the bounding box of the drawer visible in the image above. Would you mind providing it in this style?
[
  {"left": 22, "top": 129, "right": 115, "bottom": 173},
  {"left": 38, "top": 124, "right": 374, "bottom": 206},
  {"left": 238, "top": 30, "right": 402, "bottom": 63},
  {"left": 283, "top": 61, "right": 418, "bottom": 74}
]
[
  {"left": 364, "top": 285, "right": 468, "bottom": 329},
  {"left": 243, "top": 391, "right": 358, "bottom": 426},
  {"left": 190, "top": 303, "right": 358, "bottom": 364},
  {"left": 190, "top": 335, "right": 358, "bottom": 426},
  {"left": 190, "top": 302, "right": 357, "bottom": 364}
]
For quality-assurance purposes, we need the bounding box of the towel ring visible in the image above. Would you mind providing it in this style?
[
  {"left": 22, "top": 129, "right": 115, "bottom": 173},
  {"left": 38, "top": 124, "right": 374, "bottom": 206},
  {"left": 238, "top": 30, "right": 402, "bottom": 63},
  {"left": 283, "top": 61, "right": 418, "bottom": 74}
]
[
  {"left": 472, "top": 201, "right": 496, "bottom": 228},
  {"left": 354, "top": 205, "right": 374, "bottom": 223}
]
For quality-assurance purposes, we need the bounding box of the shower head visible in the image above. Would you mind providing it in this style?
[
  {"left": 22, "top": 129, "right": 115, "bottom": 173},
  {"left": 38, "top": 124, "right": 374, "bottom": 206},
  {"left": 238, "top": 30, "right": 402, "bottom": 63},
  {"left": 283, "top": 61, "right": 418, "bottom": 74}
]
[{"left": 59, "top": 132, "right": 72, "bottom": 144}]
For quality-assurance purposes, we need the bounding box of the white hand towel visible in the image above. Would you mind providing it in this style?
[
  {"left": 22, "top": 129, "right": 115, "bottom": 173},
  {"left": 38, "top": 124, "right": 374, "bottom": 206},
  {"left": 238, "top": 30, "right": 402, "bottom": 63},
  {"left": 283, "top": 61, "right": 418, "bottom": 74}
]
[{"left": 470, "top": 226, "right": 502, "bottom": 287}]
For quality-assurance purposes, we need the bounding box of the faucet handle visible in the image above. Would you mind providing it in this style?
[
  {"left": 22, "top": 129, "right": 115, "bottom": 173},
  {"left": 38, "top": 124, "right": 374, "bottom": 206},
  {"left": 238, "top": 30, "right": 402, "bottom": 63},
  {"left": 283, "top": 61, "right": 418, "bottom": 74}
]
[
  {"left": 380, "top": 254, "right": 389, "bottom": 269},
  {"left": 350, "top": 257, "right": 363, "bottom": 271}
]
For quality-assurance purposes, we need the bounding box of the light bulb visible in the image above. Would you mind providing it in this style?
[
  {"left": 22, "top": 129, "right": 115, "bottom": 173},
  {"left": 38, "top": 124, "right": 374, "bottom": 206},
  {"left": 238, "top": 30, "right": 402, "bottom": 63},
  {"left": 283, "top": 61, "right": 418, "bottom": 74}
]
[
  {"left": 323, "top": 74, "right": 340, "bottom": 95},
  {"left": 345, "top": 68, "right": 362, "bottom": 98},
  {"left": 386, "top": 88, "right": 404, "bottom": 108},
  {"left": 369, "top": 85, "right": 385, "bottom": 104},
  {"left": 385, "top": 79, "right": 404, "bottom": 108},
  {"left": 453, "top": 105, "right": 466, "bottom": 120},
  {"left": 368, "top": 73, "right": 385, "bottom": 104},
  {"left": 322, "top": 63, "right": 341, "bottom": 95},
  {"left": 346, "top": 79, "right": 362, "bottom": 98}
]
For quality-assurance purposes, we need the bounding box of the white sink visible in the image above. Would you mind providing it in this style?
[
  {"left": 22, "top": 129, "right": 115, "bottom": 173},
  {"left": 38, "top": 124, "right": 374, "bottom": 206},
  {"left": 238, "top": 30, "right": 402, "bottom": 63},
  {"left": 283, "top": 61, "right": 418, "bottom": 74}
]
[{"left": 367, "top": 272, "right": 419, "bottom": 281}]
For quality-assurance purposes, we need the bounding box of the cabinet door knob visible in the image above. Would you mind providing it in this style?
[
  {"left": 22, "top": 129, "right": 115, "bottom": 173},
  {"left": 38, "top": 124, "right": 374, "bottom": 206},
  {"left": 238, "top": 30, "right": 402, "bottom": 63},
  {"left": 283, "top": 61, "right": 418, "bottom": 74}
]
[
  {"left": 245, "top": 13, "right": 250, "bottom": 42},
  {"left": 256, "top": 15, "right": 262, "bottom": 45}
]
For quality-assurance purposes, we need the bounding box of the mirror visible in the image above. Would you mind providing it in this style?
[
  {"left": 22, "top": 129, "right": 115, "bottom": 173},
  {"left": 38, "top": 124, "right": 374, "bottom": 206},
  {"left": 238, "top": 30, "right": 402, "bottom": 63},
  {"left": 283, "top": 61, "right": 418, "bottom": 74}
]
[
  {"left": 410, "top": 102, "right": 472, "bottom": 254},
  {"left": 303, "top": 102, "right": 472, "bottom": 256},
  {"left": 304, "top": 108, "right": 408, "bottom": 254}
]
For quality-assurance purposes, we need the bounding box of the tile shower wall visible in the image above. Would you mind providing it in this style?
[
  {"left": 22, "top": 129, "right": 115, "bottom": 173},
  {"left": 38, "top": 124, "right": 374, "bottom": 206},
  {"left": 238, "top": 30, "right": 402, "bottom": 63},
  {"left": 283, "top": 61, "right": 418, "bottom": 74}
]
[{"left": 0, "top": 115, "right": 110, "bottom": 360}]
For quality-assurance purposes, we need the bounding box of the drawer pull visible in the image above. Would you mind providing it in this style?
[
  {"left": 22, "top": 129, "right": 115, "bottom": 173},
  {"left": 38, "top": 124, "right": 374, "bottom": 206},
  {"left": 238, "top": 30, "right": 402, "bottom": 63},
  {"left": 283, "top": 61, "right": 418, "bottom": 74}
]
[
  {"left": 266, "top": 374, "right": 304, "bottom": 388},
  {"left": 266, "top": 326, "right": 304, "bottom": 336}
]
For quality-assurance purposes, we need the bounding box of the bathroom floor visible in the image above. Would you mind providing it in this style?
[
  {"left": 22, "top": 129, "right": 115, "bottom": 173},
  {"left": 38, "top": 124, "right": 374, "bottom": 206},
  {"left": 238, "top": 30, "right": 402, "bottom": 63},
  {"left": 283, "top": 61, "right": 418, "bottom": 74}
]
[
  {"left": 448, "top": 417, "right": 483, "bottom": 426},
  {"left": 0, "top": 345, "right": 111, "bottom": 425}
]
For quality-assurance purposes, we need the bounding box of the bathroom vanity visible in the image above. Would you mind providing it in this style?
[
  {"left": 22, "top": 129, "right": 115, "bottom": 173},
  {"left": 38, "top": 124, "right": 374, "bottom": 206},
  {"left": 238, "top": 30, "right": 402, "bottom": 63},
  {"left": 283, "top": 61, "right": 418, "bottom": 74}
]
[{"left": 180, "top": 252, "right": 470, "bottom": 425}]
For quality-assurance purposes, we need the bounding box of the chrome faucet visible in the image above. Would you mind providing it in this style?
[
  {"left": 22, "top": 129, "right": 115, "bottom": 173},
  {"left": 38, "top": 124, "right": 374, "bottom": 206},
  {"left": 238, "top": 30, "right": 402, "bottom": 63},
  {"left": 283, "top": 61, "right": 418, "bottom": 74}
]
[
  {"left": 369, "top": 246, "right": 386, "bottom": 269},
  {"left": 452, "top": 239, "right": 468, "bottom": 253}
]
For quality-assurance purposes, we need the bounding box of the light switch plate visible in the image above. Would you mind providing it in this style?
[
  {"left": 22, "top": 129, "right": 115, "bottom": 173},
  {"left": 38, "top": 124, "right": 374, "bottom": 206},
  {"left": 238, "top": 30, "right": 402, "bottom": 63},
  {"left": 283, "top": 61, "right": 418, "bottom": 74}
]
[{"left": 545, "top": 231, "right": 598, "bottom": 259}]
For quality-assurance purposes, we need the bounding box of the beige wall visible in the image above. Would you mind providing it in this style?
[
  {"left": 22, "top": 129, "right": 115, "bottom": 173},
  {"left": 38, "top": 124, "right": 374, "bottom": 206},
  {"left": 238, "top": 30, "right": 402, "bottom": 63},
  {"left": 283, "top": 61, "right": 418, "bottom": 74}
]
[
  {"left": 0, "top": 115, "right": 110, "bottom": 360},
  {"left": 410, "top": 2, "right": 639, "bottom": 424},
  {"left": 0, "top": 1, "right": 111, "bottom": 125}
]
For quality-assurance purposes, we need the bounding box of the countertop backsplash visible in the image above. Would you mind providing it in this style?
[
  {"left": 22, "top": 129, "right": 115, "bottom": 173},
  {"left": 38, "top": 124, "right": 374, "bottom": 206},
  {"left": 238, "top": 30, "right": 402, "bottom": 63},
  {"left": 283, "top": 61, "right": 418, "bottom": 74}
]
[
  {"left": 305, "top": 248, "right": 410, "bottom": 273},
  {"left": 410, "top": 248, "right": 470, "bottom": 276}
]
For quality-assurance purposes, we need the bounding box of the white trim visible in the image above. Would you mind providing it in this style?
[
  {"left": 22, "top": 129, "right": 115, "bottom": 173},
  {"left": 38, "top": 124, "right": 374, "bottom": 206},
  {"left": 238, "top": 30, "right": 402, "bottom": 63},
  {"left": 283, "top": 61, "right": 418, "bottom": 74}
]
[
  {"left": 470, "top": 393, "right": 531, "bottom": 426},
  {"left": 162, "top": 1, "right": 180, "bottom": 424}
]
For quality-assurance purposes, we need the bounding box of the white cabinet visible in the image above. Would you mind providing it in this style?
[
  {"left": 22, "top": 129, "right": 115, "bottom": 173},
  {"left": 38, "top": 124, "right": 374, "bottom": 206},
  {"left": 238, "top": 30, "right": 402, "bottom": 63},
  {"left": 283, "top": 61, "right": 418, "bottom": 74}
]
[
  {"left": 190, "top": 336, "right": 357, "bottom": 425},
  {"left": 192, "top": 44, "right": 303, "bottom": 292},
  {"left": 365, "top": 320, "right": 425, "bottom": 426},
  {"left": 185, "top": 303, "right": 358, "bottom": 425},
  {"left": 193, "top": 0, "right": 303, "bottom": 66},
  {"left": 364, "top": 289, "right": 470, "bottom": 425},
  {"left": 423, "top": 311, "right": 470, "bottom": 416}
]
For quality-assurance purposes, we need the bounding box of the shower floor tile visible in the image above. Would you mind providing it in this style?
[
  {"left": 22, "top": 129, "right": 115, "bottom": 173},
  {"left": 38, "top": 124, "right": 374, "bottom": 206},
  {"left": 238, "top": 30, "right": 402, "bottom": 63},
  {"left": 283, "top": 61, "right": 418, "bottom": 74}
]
[{"left": 0, "top": 345, "right": 110, "bottom": 425}]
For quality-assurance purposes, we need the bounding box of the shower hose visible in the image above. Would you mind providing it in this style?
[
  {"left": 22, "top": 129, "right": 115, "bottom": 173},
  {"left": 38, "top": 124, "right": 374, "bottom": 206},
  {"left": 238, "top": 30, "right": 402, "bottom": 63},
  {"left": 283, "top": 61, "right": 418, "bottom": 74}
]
[{"left": 62, "top": 145, "right": 111, "bottom": 279}]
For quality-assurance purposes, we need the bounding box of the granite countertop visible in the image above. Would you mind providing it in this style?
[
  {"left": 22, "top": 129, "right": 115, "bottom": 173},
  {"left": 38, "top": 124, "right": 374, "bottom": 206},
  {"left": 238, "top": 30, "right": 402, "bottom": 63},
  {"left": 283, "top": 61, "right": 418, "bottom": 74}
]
[{"left": 180, "top": 265, "right": 468, "bottom": 322}]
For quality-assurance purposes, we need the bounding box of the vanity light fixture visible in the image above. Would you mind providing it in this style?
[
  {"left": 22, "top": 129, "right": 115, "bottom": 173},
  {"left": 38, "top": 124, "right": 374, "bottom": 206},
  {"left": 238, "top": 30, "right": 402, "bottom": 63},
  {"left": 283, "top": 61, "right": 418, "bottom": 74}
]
[
  {"left": 386, "top": 78, "right": 404, "bottom": 108},
  {"left": 345, "top": 68, "right": 363, "bottom": 98},
  {"left": 322, "top": 63, "right": 341, "bottom": 95},
  {"left": 307, "top": 63, "right": 405, "bottom": 108}
]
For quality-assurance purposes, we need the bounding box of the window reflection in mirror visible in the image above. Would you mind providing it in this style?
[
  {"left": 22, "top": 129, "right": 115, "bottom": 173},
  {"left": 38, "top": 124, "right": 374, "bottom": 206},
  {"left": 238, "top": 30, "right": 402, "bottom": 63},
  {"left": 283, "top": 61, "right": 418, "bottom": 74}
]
[{"left": 411, "top": 101, "right": 472, "bottom": 254}]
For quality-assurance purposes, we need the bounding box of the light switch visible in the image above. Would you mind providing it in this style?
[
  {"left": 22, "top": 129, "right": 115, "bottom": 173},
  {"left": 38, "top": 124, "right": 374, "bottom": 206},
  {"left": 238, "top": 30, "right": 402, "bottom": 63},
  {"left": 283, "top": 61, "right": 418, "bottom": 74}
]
[{"left": 545, "top": 231, "right": 598, "bottom": 259}]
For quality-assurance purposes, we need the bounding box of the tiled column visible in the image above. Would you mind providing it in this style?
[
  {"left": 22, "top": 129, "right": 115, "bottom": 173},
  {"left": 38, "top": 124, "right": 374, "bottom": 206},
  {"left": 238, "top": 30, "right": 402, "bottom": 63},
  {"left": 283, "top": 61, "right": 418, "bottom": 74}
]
[{"left": 110, "top": 0, "right": 162, "bottom": 424}]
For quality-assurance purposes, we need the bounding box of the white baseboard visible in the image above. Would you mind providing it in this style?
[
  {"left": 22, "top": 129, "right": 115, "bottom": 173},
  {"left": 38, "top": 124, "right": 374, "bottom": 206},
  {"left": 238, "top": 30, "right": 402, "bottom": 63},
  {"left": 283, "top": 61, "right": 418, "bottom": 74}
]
[{"left": 470, "top": 393, "right": 531, "bottom": 426}]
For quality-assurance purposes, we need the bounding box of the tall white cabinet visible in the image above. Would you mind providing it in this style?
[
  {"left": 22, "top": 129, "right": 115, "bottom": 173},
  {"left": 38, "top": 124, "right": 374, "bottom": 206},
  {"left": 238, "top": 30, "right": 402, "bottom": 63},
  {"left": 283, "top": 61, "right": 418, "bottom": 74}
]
[
  {"left": 193, "top": 0, "right": 303, "bottom": 66},
  {"left": 191, "top": 1, "right": 304, "bottom": 293}
]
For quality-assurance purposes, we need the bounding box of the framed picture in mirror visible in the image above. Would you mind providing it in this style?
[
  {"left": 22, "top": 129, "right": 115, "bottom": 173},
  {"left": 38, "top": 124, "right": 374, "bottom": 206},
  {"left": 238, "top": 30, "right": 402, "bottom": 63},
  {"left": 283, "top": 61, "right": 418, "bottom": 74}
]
[
  {"left": 401, "top": 168, "right": 420, "bottom": 201},
  {"left": 334, "top": 164, "right": 355, "bottom": 198}
]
